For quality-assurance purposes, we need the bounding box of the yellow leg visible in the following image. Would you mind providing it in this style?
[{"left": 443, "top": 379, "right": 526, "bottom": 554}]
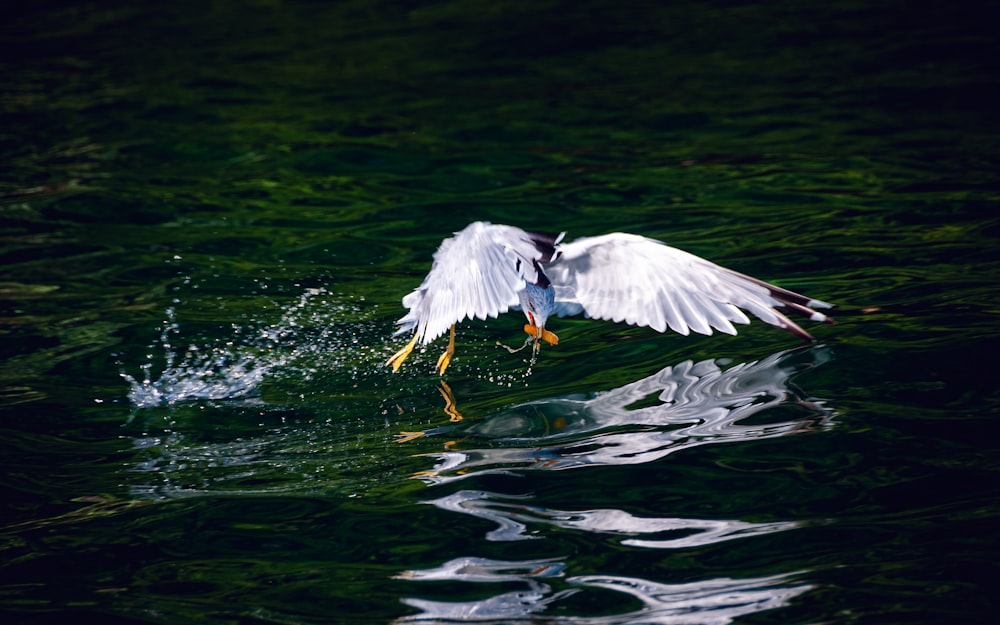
[
  {"left": 437, "top": 380, "right": 463, "bottom": 422},
  {"left": 397, "top": 380, "right": 465, "bottom": 444},
  {"left": 435, "top": 324, "right": 456, "bottom": 376},
  {"left": 386, "top": 332, "right": 419, "bottom": 373}
]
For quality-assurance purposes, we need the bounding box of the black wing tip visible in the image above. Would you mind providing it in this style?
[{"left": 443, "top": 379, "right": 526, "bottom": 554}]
[
  {"left": 532, "top": 259, "right": 551, "bottom": 289},
  {"left": 729, "top": 268, "right": 836, "bottom": 332},
  {"left": 766, "top": 292, "right": 835, "bottom": 342},
  {"left": 785, "top": 320, "right": 816, "bottom": 342},
  {"left": 524, "top": 230, "right": 564, "bottom": 263}
]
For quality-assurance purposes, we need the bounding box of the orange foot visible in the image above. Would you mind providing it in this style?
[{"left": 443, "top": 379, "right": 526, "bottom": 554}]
[
  {"left": 395, "top": 431, "right": 425, "bottom": 443},
  {"left": 523, "top": 324, "right": 559, "bottom": 345}
]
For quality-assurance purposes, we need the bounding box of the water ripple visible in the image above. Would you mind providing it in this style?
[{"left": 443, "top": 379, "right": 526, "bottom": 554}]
[
  {"left": 420, "top": 489, "right": 800, "bottom": 546},
  {"left": 394, "top": 558, "right": 812, "bottom": 625}
]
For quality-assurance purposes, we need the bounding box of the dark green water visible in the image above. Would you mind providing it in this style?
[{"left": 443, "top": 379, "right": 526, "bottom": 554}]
[{"left": 2, "top": 1, "right": 998, "bottom": 623}]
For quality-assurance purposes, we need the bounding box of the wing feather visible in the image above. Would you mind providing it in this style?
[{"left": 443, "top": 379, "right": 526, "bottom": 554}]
[
  {"left": 393, "top": 222, "right": 558, "bottom": 344},
  {"left": 548, "top": 233, "right": 832, "bottom": 340}
]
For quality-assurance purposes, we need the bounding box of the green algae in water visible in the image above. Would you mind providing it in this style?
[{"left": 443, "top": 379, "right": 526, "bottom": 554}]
[{"left": 1, "top": 1, "right": 998, "bottom": 624}]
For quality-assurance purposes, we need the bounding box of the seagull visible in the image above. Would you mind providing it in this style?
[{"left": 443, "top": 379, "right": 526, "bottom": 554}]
[{"left": 386, "top": 221, "right": 833, "bottom": 374}]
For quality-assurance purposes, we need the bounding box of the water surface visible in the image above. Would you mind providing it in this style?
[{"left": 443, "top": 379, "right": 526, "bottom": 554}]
[{"left": 2, "top": 1, "right": 998, "bottom": 624}]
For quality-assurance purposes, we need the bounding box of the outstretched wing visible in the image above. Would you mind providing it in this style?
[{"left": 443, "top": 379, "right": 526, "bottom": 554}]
[
  {"left": 394, "top": 221, "right": 563, "bottom": 344},
  {"left": 546, "top": 233, "right": 833, "bottom": 340}
]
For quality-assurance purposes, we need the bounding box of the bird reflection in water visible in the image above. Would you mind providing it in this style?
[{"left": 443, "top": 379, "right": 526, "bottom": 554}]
[
  {"left": 393, "top": 347, "right": 831, "bottom": 624},
  {"left": 394, "top": 554, "right": 813, "bottom": 624},
  {"left": 399, "top": 346, "right": 834, "bottom": 479}
]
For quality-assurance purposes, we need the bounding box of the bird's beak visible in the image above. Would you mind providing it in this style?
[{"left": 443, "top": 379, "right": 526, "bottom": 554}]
[{"left": 523, "top": 312, "right": 558, "bottom": 350}]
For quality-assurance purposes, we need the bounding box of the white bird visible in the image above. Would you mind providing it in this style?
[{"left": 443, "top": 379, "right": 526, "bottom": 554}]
[{"left": 386, "top": 221, "right": 834, "bottom": 375}]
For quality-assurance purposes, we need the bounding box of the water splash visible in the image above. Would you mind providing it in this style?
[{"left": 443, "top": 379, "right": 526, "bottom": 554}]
[{"left": 121, "top": 287, "right": 379, "bottom": 408}]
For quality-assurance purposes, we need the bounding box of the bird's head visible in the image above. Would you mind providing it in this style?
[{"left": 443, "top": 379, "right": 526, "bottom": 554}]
[{"left": 520, "top": 283, "right": 559, "bottom": 349}]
